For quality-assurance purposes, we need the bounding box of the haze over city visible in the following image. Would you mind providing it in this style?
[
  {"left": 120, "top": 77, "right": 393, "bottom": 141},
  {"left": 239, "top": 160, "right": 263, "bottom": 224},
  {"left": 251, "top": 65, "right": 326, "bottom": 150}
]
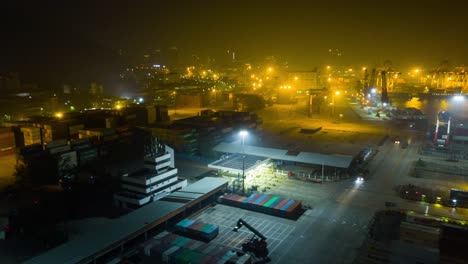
[
  {"left": 0, "top": 1, "right": 468, "bottom": 264},
  {"left": 1, "top": 1, "right": 467, "bottom": 86}
]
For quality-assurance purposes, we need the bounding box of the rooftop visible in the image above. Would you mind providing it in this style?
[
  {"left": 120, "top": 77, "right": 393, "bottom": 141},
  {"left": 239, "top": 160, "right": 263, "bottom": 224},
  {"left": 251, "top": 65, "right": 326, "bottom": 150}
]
[
  {"left": 177, "top": 177, "right": 229, "bottom": 194},
  {"left": 24, "top": 177, "right": 229, "bottom": 264},
  {"left": 213, "top": 142, "right": 354, "bottom": 169},
  {"left": 209, "top": 153, "right": 269, "bottom": 174},
  {"left": 24, "top": 200, "right": 185, "bottom": 264}
]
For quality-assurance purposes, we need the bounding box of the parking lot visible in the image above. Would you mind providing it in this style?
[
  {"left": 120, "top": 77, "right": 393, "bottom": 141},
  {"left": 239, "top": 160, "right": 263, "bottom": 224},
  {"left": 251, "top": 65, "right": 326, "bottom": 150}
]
[{"left": 193, "top": 204, "right": 296, "bottom": 257}]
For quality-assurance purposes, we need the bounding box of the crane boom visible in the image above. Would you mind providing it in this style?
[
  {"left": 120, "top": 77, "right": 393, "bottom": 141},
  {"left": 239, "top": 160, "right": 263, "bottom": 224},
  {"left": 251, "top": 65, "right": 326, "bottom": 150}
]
[{"left": 233, "top": 218, "right": 267, "bottom": 241}]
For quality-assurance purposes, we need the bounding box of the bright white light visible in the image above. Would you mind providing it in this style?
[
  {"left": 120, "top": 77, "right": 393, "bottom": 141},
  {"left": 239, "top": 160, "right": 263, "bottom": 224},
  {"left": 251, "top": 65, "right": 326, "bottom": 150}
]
[
  {"left": 239, "top": 130, "right": 248, "bottom": 138},
  {"left": 452, "top": 199, "right": 457, "bottom": 203},
  {"left": 138, "top": 97, "right": 144, "bottom": 103},
  {"left": 355, "top": 177, "right": 364, "bottom": 185},
  {"left": 453, "top": 95, "right": 464, "bottom": 102},
  {"left": 383, "top": 102, "right": 387, "bottom": 107},
  {"left": 371, "top": 88, "right": 377, "bottom": 94},
  {"left": 367, "top": 94, "right": 371, "bottom": 98}
]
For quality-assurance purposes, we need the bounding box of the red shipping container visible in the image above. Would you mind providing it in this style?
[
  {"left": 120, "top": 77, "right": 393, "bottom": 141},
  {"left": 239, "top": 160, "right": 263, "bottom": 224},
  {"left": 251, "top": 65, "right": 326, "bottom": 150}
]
[
  {"left": 162, "top": 234, "right": 179, "bottom": 244},
  {"left": 286, "top": 201, "right": 302, "bottom": 213},
  {"left": 274, "top": 199, "right": 290, "bottom": 210},
  {"left": 237, "top": 196, "right": 247, "bottom": 202},
  {"left": 225, "top": 194, "right": 242, "bottom": 201},
  {"left": 247, "top": 194, "right": 263, "bottom": 204},
  {"left": 188, "top": 221, "right": 205, "bottom": 231},
  {"left": 182, "top": 239, "right": 197, "bottom": 249},
  {"left": 258, "top": 195, "right": 273, "bottom": 206}
]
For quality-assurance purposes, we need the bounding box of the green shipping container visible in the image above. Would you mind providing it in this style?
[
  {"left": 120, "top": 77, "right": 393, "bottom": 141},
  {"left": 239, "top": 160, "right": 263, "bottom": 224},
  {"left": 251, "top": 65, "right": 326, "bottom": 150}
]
[{"left": 264, "top": 196, "right": 279, "bottom": 207}]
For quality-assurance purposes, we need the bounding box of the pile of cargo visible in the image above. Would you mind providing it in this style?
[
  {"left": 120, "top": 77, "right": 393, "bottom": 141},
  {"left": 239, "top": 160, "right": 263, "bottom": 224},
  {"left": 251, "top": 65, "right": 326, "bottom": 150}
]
[
  {"left": 220, "top": 193, "right": 302, "bottom": 219},
  {"left": 141, "top": 231, "right": 251, "bottom": 264},
  {"left": 175, "top": 218, "right": 219, "bottom": 242}
]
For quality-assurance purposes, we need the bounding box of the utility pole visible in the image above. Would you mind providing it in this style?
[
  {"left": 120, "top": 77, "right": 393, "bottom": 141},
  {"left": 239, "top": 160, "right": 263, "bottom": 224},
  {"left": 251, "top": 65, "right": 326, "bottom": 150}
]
[
  {"left": 307, "top": 89, "right": 313, "bottom": 118},
  {"left": 322, "top": 162, "right": 324, "bottom": 181}
]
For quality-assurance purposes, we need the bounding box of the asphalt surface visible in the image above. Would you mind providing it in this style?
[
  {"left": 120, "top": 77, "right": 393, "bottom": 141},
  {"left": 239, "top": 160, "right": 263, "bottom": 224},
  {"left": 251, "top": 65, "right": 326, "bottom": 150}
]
[{"left": 209, "top": 96, "right": 468, "bottom": 263}]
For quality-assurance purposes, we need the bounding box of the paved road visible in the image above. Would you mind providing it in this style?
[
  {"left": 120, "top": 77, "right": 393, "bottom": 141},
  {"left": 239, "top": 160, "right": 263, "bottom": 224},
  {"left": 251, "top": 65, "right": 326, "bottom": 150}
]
[{"left": 257, "top": 97, "right": 468, "bottom": 263}]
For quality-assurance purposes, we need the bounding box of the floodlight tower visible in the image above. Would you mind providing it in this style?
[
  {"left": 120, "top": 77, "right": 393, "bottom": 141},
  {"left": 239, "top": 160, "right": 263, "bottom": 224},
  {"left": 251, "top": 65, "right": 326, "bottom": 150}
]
[{"left": 239, "top": 130, "right": 248, "bottom": 195}]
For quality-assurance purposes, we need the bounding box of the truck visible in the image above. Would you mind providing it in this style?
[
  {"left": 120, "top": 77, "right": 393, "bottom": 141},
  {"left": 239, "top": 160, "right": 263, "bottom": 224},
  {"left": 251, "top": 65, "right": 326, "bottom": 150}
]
[{"left": 450, "top": 189, "right": 468, "bottom": 208}]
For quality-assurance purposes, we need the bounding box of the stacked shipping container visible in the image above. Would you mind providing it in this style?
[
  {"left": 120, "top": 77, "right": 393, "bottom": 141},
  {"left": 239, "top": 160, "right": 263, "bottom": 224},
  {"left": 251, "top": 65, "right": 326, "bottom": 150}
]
[
  {"left": 141, "top": 231, "right": 251, "bottom": 264},
  {"left": 221, "top": 193, "right": 302, "bottom": 219},
  {"left": 0, "top": 127, "right": 15, "bottom": 156},
  {"left": 20, "top": 126, "right": 41, "bottom": 146},
  {"left": 175, "top": 218, "right": 219, "bottom": 242}
]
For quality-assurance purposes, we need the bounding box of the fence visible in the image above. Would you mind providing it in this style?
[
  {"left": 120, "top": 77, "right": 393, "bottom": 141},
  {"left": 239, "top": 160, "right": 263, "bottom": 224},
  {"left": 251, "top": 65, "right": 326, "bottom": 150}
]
[
  {"left": 275, "top": 169, "right": 350, "bottom": 182},
  {"left": 413, "top": 160, "right": 468, "bottom": 177},
  {"left": 419, "top": 145, "right": 468, "bottom": 160}
]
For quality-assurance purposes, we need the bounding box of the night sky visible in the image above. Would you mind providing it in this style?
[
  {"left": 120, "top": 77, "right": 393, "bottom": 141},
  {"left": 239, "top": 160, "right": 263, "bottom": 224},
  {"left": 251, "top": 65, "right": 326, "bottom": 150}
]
[{"left": 1, "top": 0, "right": 467, "bottom": 86}]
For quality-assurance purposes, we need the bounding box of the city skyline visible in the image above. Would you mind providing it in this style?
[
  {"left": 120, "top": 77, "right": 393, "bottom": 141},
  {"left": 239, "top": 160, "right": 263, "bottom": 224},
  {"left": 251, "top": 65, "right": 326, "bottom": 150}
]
[{"left": 1, "top": 1, "right": 467, "bottom": 86}]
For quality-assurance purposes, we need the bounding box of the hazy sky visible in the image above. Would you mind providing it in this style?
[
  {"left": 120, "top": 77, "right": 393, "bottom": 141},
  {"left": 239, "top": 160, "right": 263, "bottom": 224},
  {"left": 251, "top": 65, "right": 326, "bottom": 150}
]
[{"left": 1, "top": 0, "right": 467, "bottom": 84}]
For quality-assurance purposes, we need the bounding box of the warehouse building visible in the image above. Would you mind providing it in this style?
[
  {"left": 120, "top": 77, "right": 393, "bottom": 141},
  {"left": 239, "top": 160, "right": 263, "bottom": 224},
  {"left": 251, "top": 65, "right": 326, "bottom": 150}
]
[{"left": 24, "top": 177, "right": 229, "bottom": 264}]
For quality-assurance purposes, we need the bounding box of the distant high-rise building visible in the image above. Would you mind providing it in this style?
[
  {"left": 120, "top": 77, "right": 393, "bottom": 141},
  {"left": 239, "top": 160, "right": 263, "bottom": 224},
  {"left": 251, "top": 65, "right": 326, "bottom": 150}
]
[
  {"left": 167, "top": 46, "right": 180, "bottom": 68},
  {"left": 63, "top": 84, "right": 71, "bottom": 94},
  {"left": 153, "top": 49, "right": 164, "bottom": 65},
  {"left": 89, "top": 82, "right": 104, "bottom": 96}
]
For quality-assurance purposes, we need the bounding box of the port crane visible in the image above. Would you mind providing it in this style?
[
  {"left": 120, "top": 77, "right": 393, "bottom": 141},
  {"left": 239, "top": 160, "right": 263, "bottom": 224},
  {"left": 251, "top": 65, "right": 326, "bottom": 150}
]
[{"left": 233, "top": 219, "right": 270, "bottom": 262}]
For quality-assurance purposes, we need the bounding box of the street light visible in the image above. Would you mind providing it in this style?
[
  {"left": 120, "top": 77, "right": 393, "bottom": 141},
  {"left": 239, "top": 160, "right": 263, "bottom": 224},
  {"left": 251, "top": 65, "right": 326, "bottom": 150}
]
[
  {"left": 173, "top": 91, "right": 177, "bottom": 115},
  {"left": 332, "top": 91, "right": 340, "bottom": 116},
  {"left": 239, "top": 130, "right": 248, "bottom": 195},
  {"left": 212, "top": 89, "right": 217, "bottom": 109}
]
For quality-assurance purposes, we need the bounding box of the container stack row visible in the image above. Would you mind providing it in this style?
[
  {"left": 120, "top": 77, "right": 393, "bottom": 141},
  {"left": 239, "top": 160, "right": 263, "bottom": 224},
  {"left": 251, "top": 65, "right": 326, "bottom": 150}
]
[
  {"left": 175, "top": 218, "right": 219, "bottom": 242},
  {"left": 141, "top": 231, "right": 251, "bottom": 264},
  {"left": 220, "top": 193, "right": 302, "bottom": 219}
]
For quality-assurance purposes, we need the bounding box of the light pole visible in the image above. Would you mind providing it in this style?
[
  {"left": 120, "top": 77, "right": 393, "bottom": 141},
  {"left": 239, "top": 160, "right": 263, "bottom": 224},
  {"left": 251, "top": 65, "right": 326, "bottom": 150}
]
[
  {"left": 332, "top": 91, "right": 340, "bottom": 117},
  {"left": 173, "top": 91, "right": 177, "bottom": 115},
  {"left": 212, "top": 88, "right": 217, "bottom": 110},
  {"left": 239, "top": 130, "right": 248, "bottom": 195}
]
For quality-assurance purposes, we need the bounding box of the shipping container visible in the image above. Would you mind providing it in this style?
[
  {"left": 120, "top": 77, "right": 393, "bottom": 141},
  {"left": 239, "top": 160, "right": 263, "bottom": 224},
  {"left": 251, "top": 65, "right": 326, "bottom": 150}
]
[
  {"left": 175, "top": 218, "right": 219, "bottom": 242},
  {"left": 221, "top": 194, "right": 302, "bottom": 219},
  {"left": 274, "top": 198, "right": 291, "bottom": 210},
  {"left": 251, "top": 194, "right": 269, "bottom": 205},
  {"left": 258, "top": 195, "right": 273, "bottom": 206},
  {"left": 242, "top": 193, "right": 259, "bottom": 204},
  {"left": 280, "top": 199, "right": 296, "bottom": 211},
  {"left": 286, "top": 201, "right": 302, "bottom": 214},
  {"left": 263, "top": 196, "right": 280, "bottom": 207}
]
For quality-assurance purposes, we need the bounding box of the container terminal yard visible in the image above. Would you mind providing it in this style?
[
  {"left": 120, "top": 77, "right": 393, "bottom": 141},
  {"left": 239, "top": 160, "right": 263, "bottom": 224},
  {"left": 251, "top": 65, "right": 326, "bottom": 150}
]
[{"left": 24, "top": 176, "right": 305, "bottom": 264}]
